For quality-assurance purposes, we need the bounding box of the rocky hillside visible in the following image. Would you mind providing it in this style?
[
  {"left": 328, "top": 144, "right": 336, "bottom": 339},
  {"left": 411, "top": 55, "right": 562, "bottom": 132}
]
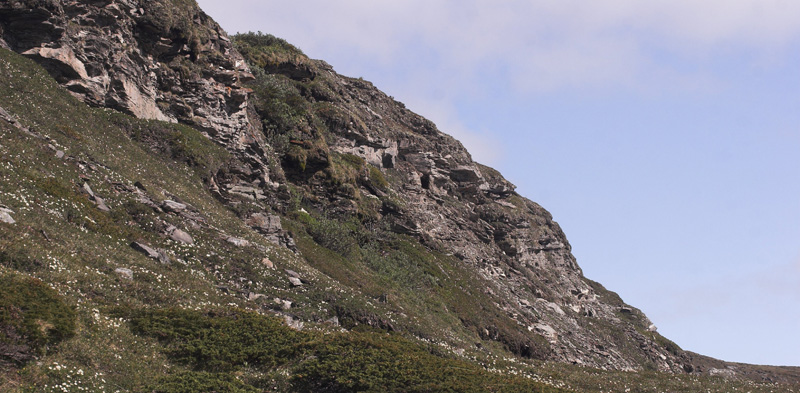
[{"left": 1, "top": 1, "right": 798, "bottom": 392}]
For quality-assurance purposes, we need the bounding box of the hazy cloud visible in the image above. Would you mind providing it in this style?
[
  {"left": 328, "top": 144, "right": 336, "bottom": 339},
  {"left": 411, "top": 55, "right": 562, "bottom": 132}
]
[
  {"left": 753, "top": 258, "right": 800, "bottom": 299},
  {"left": 201, "top": 0, "right": 800, "bottom": 93},
  {"left": 651, "top": 260, "right": 800, "bottom": 322}
]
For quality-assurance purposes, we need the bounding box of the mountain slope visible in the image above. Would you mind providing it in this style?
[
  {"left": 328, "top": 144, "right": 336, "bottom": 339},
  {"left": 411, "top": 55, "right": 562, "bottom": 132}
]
[
  {"left": 0, "top": 45, "right": 569, "bottom": 392},
  {"left": 0, "top": 1, "right": 798, "bottom": 392},
  {"left": 231, "top": 31, "right": 686, "bottom": 370}
]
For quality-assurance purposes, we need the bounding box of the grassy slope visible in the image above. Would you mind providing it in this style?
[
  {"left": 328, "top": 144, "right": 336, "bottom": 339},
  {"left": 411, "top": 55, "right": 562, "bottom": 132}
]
[
  {"left": 0, "top": 48, "right": 559, "bottom": 392},
  {"left": 0, "top": 47, "right": 796, "bottom": 392}
]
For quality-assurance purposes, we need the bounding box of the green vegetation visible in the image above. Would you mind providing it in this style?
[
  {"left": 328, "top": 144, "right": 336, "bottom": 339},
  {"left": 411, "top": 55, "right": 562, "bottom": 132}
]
[
  {"left": 127, "top": 307, "right": 563, "bottom": 393},
  {"left": 248, "top": 70, "right": 312, "bottom": 136},
  {"left": 368, "top": 165, "right": 389, "bottom": 190},
  {"left": 233, "top": 32, "right": 391, "bottom": 206},
  {"left": 151, "top": 372, "right": 259, "bottom": 393},
  {"left": 109, "top": 114, "right": 231, "bottom": 180},
  {"left": 293, "top": 330, "right": 560, "bottom": 393},
  {"left": 233, "top": 32, "right": 308, "bottom": 69},
  {"left": 129, "top": 308, "right": 308, "bottom": 372},
  {"left": 0, "top": 273, "right": 76, "bottom": 366},
  {"left": 234, "top": 32, "right": 317, "bottom": 142},
  {"left": 234, "top": 32, "right": 342, "bottom": 186},
  {"left": 285, "top": 208, "right": 554, "bottom": 360}
]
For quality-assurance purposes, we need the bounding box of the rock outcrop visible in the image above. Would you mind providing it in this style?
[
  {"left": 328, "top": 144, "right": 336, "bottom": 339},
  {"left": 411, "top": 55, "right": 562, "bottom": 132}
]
[
  {"left": 253, "top": 59, "right": 687, "bottom": 371},
  {"left": 0, "top": 0, "right": 281, "bottom": 190}
]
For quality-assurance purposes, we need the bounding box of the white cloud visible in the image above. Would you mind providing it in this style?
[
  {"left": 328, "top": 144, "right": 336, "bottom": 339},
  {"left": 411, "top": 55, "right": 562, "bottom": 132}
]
[{"left": 200, "top": 0, "right": 800, "bottom": 94}]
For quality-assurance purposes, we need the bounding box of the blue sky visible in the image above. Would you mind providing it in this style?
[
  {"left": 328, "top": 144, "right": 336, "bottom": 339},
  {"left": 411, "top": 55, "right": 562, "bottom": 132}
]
[{"left": 196, "top": 0, "right": 800, "bottom": 367}]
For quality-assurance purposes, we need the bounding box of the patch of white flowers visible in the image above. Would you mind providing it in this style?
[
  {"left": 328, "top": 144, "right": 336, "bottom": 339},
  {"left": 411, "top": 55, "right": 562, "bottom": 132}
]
[{"left": 41, "top": 362, "right": 111, "bottom": 393}]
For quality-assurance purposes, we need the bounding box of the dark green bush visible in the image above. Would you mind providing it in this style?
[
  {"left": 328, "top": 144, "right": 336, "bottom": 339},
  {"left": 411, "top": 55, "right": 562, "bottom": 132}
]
[
  {"left": 0, "top": 273, "right": 76, "bottom": 366},
  {"left": 129, "top": 308, "right": 308, "bottom": 372},
  {"left": 293, "top": 331, "right": 556, "bottom": 393},
  {"left": 151, "top": 371, "right": 258, "bottom": 393},
  {"left": 248, "top": 72, "right": 311, "bottom": 137},
  {"left": 0, "top": 248, "right": 43, "bottom": 273},
  {"left": 126, "top": 306, "right": 563, "bottom": 392},
  {"left": 140, "top": 0, "right": 211, "bottom": 50},
  {"left": 368, "top": 166, "right": 389, "bottom": 190},
  {"left": 301, "top": 213, "right": 364, "bottom": 260},
  {"left": 233, "top": 32, "right": 306, "bottom": 69}
]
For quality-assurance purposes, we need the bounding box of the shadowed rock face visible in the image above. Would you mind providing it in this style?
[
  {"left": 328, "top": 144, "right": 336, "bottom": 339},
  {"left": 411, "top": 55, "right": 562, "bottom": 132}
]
[
  {"left": 3, "top": 1, "right": 236, "bottom": 124},
  {"left": 0, "top": 0, "right": 281, "bottom": 189},
  {"left": 2, "top": 0, "right": 692, "bottom": 373}
]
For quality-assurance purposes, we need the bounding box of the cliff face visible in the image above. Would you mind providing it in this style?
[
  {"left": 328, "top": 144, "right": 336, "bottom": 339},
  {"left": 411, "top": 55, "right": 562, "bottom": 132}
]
[
  {"left": 1, "top": 0, "right": 687, "bottom": 374},
  {"left": 233, "top": 41, "right": 685, "bottom": 371},
  {"left": 0, "top": 0, "right": 281, "bottom": 191}
]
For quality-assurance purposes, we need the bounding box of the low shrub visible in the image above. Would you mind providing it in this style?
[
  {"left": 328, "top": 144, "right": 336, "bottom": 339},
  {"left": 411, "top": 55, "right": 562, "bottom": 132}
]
[
  {"left": 129, "top": 308, "right": 308, "bottom": 372},
  {"left": 0, "top": 273, "right": 76, "bottom": 366},
  {"left": 232, "top": 32, "right": 307, "bottom": 69},
  {"left": 151, "top": 371, "right": 258, "bottom": 393},
  {"left": 126, "top": 306, "right": 564, "bottom": 392},
  {"left": 293, "top": 331, "right": 556, "bottom": 393},
  {"left": 368, "top": 165, "right": 388, "bottom": 190}
]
